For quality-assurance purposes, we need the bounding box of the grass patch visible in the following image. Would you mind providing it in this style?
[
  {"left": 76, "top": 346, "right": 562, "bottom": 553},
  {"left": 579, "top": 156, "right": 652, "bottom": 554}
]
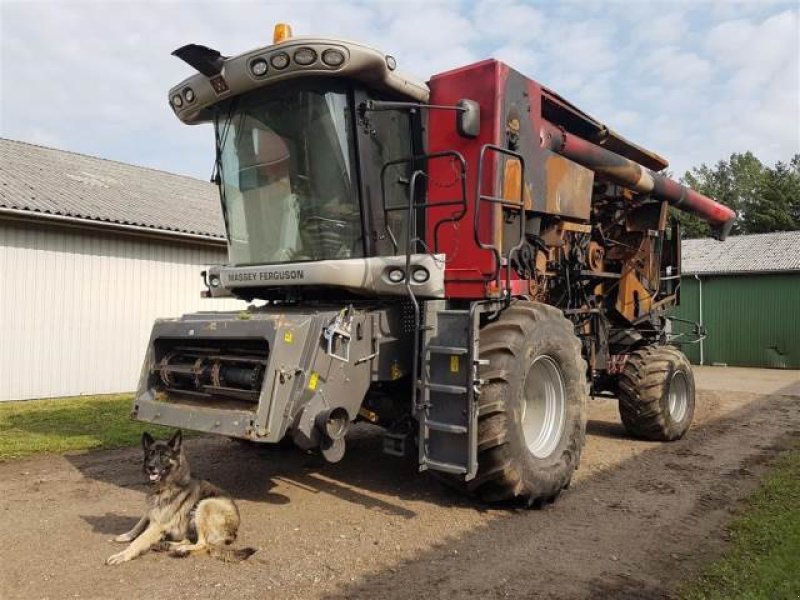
[
  {"left": 681, "top": 444, "right": 800, "bottom": 600},
  {"left": 0, "top": 394, "right": 176, "bottom": 460}
]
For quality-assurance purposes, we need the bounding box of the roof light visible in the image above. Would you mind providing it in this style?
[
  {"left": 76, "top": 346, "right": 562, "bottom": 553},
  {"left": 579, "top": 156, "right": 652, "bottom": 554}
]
[
  {"left": 183, "top": 88, "right": 195, "bottom": 103},
  {"left": 322, "top": 48, "right": 345, "bottom": 67},
  {"left": 273, "top": 23, "right": 293, "bottom": 44},
  {"left": 293, "top": 47, "right": 317, "bottom": 66},
  {"left": 172, "top": 94, "right": 183, "bottom": 108},
  {"left": 385, "top": 55, "right": 397, "bottom": 71},
  {"left": 270, "top": 52, "right": 290, "bottom": 70},
  {"left": 250, "top": 58, "right": 268, "bottom": 76}
]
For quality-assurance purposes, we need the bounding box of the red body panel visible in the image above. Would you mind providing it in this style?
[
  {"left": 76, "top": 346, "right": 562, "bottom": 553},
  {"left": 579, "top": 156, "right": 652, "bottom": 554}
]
[{"left": 426, "top": 60, "right": 506, "bottom": 299}]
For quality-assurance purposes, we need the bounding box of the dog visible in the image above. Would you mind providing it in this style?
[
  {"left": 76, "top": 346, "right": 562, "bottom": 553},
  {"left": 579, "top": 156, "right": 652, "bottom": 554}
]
[{"left": 105, "top": 430, "right": 256, "bottom": 565}]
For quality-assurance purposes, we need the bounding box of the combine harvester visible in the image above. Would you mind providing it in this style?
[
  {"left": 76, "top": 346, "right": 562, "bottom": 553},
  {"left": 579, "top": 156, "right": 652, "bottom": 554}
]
[{"left": 133, "top": 24, "right": 735, "bottom": 504}]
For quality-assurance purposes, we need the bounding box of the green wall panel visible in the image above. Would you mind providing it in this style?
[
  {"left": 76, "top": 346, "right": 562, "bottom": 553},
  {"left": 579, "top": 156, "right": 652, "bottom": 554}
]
[{"left": 671, "top": 273, "right": 800, "bottom": 368}]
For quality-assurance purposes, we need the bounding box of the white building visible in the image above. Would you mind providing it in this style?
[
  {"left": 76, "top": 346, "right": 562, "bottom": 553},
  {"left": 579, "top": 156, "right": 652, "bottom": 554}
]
[{"left": 0, "top": 138, "right": 244, "bottom": 401}]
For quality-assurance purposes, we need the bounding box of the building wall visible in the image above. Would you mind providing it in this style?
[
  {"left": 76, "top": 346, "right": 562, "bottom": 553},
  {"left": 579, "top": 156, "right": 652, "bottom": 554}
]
[
  {"left": 671, "top": 273, "right": 800, "bottom": 368},
  {"left": 0, "top": 221, "right": 245, "bottom": 401}
]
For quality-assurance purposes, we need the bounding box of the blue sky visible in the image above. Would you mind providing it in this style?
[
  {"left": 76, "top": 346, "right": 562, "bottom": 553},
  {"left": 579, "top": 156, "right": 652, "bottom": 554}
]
[{"left": 1, "top": 0, "right": 798, "bottom": 180}]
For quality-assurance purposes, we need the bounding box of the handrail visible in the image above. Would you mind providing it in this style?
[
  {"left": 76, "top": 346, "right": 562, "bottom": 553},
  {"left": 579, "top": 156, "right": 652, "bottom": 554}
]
[
  {"left": 473, "top": 144, "right": 527, "bottom": 299},
  {"left": 405, "top": 169, "right": 426, "bottom": 413},
  {"left": 380, "top": 151, "right": 468, "bottom": 255}
]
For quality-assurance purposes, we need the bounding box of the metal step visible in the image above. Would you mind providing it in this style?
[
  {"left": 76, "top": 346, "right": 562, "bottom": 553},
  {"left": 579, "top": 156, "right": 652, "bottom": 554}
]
[
  {"left": 424, "top": 382, "right": 468, "bottom": 395},
  {"left": 425, "top": 420, "right": 468, "bottom": 434},
  {"left": 423, "top": 458, "right": 468, "bottom": 475},
  {"left": 427, "top": 345, "right": 468, "bottom": 356}
]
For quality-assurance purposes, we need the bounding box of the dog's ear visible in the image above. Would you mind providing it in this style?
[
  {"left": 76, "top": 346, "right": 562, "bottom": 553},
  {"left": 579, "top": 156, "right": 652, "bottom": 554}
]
[
  {"left": 142, "top": 432, "right": 154, "bottom": 451},
  {"left": 168, "top": 429, "right": 183, "bottom": 452}
]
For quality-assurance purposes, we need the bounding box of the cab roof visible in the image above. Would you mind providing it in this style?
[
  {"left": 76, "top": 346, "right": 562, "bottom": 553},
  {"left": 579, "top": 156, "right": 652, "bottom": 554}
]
[{"left": 169, "top": 36, "right": 430, "bottom": 125}]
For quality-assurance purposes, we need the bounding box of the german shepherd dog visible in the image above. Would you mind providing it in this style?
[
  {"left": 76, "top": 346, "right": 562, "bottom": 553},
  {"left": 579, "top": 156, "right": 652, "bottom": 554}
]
[{"left": 105, "top": 430, "right": 256, "bottom": 565}]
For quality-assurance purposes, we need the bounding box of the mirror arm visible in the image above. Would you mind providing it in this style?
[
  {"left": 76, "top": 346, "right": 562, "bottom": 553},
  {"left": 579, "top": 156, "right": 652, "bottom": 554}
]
[
  {"left": 361, "top": 99, "right": 480, "bottom": 139},
  {"left": 362, "top": 100, "right": 467, "bottom": 112}
]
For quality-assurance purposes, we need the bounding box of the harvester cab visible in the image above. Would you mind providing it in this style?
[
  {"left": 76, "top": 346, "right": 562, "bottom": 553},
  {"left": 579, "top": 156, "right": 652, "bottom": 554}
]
[{"left": 133, "top": 24, "right": 734, "bottom": 504}]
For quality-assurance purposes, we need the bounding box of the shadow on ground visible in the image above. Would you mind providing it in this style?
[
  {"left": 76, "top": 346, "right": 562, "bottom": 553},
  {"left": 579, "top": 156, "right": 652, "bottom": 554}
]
[
  {"left": 68, "top": 411, "right": 644, "bottom": 524},
  {"left": 586, "top": 417, "right": 629, "bottom": 440},
  {"left": 67, "top": 422, "right": 479, "bottom": 525},
  {"left": 81, "top": 513, "right": 141, "bottom": 536}
]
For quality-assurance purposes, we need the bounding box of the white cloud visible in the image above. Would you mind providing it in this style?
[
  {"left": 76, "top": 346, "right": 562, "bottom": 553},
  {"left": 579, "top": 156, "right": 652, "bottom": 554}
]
[
  {"left": 644, "top": 46, "right": 713, "bottom": 86},
  {"left": 0, "top": 0, "right": 797, "bottom": 182},
  {"left": 472, "top": 1, "right": 544, "bottom": 42},
  {"left": 707, "top": 10, "right": 798, "bottom": 93},
  {"left": 546, "top": 19, "right": 619, "bottom": 73},
  {"left": 638, "top": 11, "right": 688, "bottom": 46}
]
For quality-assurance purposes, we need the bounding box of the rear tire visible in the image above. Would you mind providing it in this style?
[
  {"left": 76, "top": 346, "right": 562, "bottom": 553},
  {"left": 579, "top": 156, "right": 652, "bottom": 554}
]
[
  {"left": 471, "top": 302, "right": 587, "bottom": 505},
  {"left": 617, "top": 346, "right": 695, "bottom": 441}
]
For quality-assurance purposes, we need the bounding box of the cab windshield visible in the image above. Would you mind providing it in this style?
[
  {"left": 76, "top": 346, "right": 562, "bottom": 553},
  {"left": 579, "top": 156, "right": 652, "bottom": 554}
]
[{"left": 215, "top": 80, "right": 361, "bottom": 265}]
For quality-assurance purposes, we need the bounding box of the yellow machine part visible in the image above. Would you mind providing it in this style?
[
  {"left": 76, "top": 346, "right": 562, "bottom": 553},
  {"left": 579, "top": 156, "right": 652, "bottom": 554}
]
[{"left": 616, "top": 270, "right": 653, "bottom": 321}]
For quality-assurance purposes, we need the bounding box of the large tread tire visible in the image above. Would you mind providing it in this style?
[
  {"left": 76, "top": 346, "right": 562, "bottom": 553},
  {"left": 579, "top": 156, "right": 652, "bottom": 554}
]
[
  {"left": 471, "top": 301, "right": 587, "bottom": 505},
  {"left": 617, "top": 346, "right": 695, "bottom": 441}
]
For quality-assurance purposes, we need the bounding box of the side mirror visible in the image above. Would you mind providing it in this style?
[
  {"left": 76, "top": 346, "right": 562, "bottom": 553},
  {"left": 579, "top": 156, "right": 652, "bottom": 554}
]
[{"left": 457, "top": 99, "right": 480, "bottom": 138}]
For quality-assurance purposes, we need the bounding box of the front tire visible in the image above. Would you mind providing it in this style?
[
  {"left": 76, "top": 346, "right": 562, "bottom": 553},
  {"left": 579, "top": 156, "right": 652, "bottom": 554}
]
[
  {"left": 617, "top": 346, "right": 695, "bottom": 441},
  {"left": 471, "top": 302, "right": 587, "bottom": 505}
]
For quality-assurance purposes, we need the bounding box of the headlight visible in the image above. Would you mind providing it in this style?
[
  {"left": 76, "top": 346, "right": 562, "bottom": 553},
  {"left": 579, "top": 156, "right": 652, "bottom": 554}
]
[
  {"left": 171, "top": 94, "right": 183, "bottom": 108},
  {"left": 385, "top": 55, "right": 397, "bottom": 71},
  {"left": 270, "top": 52, "right": 290, "bottom": 70},
  {"left": 321, "top": 48, "right": 345, "bottom": 67},
  {"left": 293, "top": 47, "right": 317, "bottom": 66},
  {"left": 387, "top": 268, "right": 405, "bottom": 283},
  {"left": 411, "top": 268, "right": 430, "bottom": 283},
  {"left": 250, "top": 58, "right": 268, "bottom": 76},
  {"left": 209, "top": 275, "right": 221, "bottom": 288}
]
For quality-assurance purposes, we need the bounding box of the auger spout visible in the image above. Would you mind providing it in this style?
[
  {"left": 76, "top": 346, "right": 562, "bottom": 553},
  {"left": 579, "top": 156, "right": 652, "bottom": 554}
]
[{"left": 541, "top": 122, "right": 736, "bottom": 240}]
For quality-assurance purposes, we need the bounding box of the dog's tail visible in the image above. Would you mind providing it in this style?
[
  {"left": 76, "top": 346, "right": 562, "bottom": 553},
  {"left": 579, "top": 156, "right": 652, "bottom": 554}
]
[{"left": 170, "top": 544, "right": 256, "bottom": 562}]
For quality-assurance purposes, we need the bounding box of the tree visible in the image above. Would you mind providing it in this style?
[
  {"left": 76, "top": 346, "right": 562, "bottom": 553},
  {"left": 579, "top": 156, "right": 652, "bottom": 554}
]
[{"left": 745, "top": 155, "right": 800, "bottom": 233}]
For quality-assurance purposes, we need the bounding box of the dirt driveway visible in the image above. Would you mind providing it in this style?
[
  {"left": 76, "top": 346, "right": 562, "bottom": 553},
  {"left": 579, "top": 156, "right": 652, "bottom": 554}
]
[{"left": 1, "top": 367, "right": 799, "bottom": 600}]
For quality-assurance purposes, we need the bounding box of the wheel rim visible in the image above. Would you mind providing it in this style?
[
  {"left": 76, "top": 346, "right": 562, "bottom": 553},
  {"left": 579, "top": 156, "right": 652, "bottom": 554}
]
[
  {"left": 521, "top": 355, "right": 567, "bottom": 459},
  {"left": 668, "top": 370, "right": 689, "bottom": 422}
]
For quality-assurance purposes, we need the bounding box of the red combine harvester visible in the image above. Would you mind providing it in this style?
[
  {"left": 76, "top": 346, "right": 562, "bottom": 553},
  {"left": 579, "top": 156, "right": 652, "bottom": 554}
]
[{"left": 133, "top": 25, "right": 735, "bottom": 504}]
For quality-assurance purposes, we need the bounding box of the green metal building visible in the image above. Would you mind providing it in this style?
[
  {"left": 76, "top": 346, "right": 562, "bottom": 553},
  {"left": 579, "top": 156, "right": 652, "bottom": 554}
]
[{"left": 671, "top": 231, "right": 800, "bottom": 369}]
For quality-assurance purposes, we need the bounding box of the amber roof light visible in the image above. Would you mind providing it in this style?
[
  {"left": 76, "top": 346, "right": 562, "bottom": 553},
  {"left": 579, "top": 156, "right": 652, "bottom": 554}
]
[{"left": 273, "top": 23, "right": 293, "bottom": 44}]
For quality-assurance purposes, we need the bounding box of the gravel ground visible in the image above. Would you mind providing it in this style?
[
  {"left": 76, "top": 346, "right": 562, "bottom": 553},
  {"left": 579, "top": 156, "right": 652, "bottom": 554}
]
[{"left": 1, "top": 367, "right": 798, "bottom": 600}]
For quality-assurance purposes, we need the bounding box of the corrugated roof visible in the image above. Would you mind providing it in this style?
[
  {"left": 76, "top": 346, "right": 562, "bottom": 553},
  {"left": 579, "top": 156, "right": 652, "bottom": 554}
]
[
  {"left": 682, "top": 231, "right": 800, "bottom": 275},
  {"left": 0, "top": 138, "right": 225, "bottom": 239}
]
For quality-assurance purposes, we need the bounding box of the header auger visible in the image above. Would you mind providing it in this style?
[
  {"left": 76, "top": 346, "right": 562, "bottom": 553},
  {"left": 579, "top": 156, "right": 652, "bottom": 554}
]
[{"left": 133, "top": 24, "right": 731, "bottom": 505}]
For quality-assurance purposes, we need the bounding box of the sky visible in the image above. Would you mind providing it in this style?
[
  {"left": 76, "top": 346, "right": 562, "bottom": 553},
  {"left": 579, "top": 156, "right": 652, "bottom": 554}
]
[{"left": 1, "top": 0, "right": 798, "bottom": 181}]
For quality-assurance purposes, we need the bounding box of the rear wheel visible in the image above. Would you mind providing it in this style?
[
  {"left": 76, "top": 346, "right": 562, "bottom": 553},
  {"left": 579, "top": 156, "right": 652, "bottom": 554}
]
[
  {"left": 617, "top": 346, "right": 695, "bottom": 441},
  {"left": 471, "top": 302, "right": 587, "bottom": 505}
]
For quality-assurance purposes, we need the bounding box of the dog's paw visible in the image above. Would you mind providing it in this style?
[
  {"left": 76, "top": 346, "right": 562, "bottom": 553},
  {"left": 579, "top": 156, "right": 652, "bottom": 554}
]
[
  {"left": 112, "top": 533, "right": 134, "bottom": 543},
  {"left": 105, "top": 551, "right": 130, "bottom": 566}
]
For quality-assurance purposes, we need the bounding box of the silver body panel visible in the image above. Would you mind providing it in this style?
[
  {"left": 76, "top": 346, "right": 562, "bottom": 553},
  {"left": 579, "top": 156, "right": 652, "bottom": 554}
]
[
  {"left": 134, "top": 305, "right": 410, "bottom": 444},
  {"left": 206, "top": 254, "right": 446, "bottom": 299}
]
